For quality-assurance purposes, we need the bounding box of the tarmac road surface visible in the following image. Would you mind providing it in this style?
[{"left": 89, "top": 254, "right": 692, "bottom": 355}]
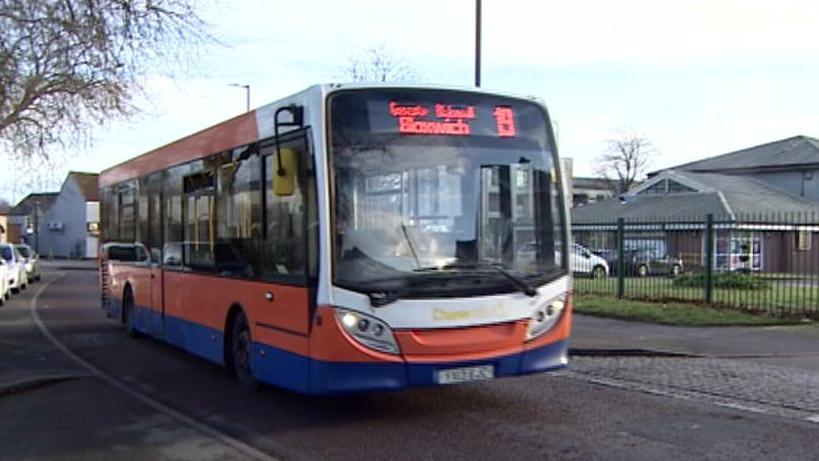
[{"left": 2, "top": 266, "right": 819, "bottom": 460}]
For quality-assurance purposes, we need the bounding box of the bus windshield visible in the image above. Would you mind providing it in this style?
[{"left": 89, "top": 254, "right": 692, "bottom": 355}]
[{"left": 329, "top": 89, "right": 566, "bottom": 299}]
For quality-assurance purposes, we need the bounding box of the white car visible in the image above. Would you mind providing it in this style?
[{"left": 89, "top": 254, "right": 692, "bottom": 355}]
[
  {"left": 0, "top": 243, "right": 29, "bottom": 294},
  {"left": 517, "top": 242, "right": 609, "bottom": 278},
  {"left": 14, "top": 243, "right": 41, "bottom": 282},
  {"left": 570, "top": 243, "right": 609, "bottom": 278},
  {"left": 0, "top": 257, "right": 10, "bottom": 305}
]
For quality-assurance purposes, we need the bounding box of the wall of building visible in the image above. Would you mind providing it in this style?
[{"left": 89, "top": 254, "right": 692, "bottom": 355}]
[
  {"left": 761, "top": 230, "right": 819, "bottom": 274},
  {"left": 39, "top": 178, "right": 89, "bottom": 258},
  {"left": 751, "top": 169, "right": 819, "bottom": 202}
]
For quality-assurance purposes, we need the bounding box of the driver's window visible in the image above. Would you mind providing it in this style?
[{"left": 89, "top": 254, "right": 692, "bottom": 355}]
[{"left": 262, "top": 134, "right": 309, "bottom": 281}]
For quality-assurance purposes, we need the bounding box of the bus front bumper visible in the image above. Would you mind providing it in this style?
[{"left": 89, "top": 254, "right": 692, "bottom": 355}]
[{"left": 308, "top": 339, "right": 569, "bottom": 395}]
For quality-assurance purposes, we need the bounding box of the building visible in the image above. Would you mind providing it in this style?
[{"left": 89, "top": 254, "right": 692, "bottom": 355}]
[
  {"left": 8, "top": 172, "right": 100, "bottom": 258},
  {"left": 571, "top": 177, "right": 618, "bottom": 207},
  {"left": 572, "top": 168, "right": 819, "bottom": 274},
  {"left": 652, "top": 135, "right": 819, "bottom": 201},
  {"left": 6, "top": 192, "right": 59, "bottom": 248},
  {"left": 0, "top": 215, "right": 7, "bottom": 244}
]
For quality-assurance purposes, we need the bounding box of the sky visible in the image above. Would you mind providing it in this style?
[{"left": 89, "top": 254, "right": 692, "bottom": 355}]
[{"left": 4, "top": 0, "right": 819, "bottom": 201}]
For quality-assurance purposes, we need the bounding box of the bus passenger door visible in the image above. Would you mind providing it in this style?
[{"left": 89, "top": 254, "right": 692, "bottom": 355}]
[{"left": 147, "top": 173, "right": 165, "bottom": 337}]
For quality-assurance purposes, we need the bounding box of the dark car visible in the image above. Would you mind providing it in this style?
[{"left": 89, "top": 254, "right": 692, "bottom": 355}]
[{"left": 592, "top": 248, "right": 683, "bottom": 277}]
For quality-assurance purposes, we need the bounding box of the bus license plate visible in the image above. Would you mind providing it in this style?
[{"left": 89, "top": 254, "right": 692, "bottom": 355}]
[{"left": 436, "top": 365, "right": 494, "bottom": 384}]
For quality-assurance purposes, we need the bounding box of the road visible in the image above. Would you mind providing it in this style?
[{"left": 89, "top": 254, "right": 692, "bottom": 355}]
[{"left": 2, "top": 266, "right": 819, "bottom": 460}]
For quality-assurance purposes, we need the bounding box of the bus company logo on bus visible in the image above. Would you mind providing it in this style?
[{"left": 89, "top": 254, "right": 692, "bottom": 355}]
[
  {"left": 388, "top": 101, "right": 516, "bottom": 138},
  {"left": 432, "top": 305, "right": 507, "bottom": 322}
]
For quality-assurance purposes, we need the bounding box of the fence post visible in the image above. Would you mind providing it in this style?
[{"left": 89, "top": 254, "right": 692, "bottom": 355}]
[
  {"left": 704, "top": 213, "right": 715, "bottom": 304},
  {"left": 617, "top": 217, "right": 625, "bottom": 298}
]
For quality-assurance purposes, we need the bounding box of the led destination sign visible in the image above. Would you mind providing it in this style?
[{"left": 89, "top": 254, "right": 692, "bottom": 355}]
[{"left": 388, "top": 101, "right": 516, "bottom": 138}]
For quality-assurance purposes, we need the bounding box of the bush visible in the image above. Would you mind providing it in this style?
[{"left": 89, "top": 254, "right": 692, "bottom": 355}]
[{"left": 673, "top": 273, "right": 769, "bottom": 290}]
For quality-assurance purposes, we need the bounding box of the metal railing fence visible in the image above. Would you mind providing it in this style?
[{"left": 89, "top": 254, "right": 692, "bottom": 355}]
[{"left": 572, "top": 212, "right": 819, "bottom": 318}]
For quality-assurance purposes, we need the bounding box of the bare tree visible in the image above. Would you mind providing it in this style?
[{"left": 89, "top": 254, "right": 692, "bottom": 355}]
[
  {"left": 0, "top": 0, "right": 214, "bottom": 159},
  {"left": 5, "top": 152, "right": 66, "bottom": 201},
  {"left": 594, "top": 130, "right": 657, "bottom": 194},
  {"left": 339, "top": 45, "right": 420, "bottom": 83}
]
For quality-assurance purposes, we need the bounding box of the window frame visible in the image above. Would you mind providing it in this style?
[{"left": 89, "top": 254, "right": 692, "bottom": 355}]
[{"left": 258, "top": 128, "right": 315, "bottom": 287}]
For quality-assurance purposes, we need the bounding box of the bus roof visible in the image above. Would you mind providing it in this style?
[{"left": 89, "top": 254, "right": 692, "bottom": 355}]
[{"left": 99, "top": 83, "right": 544, "bottom": 188}]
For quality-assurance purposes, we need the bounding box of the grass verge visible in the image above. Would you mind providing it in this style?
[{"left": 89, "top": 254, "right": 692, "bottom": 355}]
[{"left": 575, "top": 294, "right": 806, "bottom": 327}]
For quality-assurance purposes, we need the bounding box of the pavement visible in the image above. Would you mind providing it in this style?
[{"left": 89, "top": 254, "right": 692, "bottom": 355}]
[
  {"left": 571, "top": 313, "right": 819, "bottom": 371},
  {"left": 0, "top": 267, "right": 266, "bottom": 461}
]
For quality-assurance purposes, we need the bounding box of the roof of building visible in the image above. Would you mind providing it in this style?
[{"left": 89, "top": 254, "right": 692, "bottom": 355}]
[
  {"left": 9, "top": 192, "right": 59, "bottom": 216},
  {"left": 67, "top": 171, "right": 99, "bottom": 202},
  {"left": 572, "top": 169, "right": 819, "bottom": 223},
  {"left": 654, "top": 135, "right": 819, "bottom": 174},
  {"left": 572, "top": 177, "right": 618, "bottom": 191}
]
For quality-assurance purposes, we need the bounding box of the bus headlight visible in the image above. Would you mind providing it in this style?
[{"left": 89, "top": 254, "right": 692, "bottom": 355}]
[
  {"left": 526, "top": 295, "right": 566, "bottom": 341},
  {"left": 336, "top": 309, "right": 400, "bottom": 354}
]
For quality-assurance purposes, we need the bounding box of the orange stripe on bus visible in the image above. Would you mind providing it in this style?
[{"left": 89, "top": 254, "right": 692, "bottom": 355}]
[
  {"left": 100, "top": 111, "right": 258, "bottom": 187},
  {"left": 163, "top": 271, "right": 311, "bottom": 334}
]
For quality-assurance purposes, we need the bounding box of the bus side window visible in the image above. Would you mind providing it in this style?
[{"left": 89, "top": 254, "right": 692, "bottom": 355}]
[
  {"left": 262, "top": 136, "right": 308, "bottom": 282},
  {"left": 216, "top": 150, "right": 262, "bottom": 277}
]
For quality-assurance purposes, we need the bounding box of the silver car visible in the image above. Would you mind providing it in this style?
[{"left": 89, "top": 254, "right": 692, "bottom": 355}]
[{"left": 14, "top": 244, "right": 41, "bottom": 282}]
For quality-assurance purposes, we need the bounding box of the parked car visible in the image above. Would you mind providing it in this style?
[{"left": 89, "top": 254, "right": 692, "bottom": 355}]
[
  {"left": 519, "top": 242, "right": 609, "bottom": 278},
  {"left": 13, "top": 243, "right": 41, "bottom": 282},
  {"left": 628, "top": 248, "right": 683, "bottom": 277},
  {"left": 571, "top": 243, "right": 609, "bottom": 278},
  {"left": 0, "top": 243, "right": 28, "bottom": 293},
  {"left": 0, "top": 257, "right": 10, "bottom": 305},
  {"left": 591, "top": 248, "right": 682, "bottom": 277}
]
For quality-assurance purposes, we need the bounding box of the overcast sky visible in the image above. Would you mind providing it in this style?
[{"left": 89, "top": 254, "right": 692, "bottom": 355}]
[{"left": 5, "top": 0, "right": 819, "bottom": 201}]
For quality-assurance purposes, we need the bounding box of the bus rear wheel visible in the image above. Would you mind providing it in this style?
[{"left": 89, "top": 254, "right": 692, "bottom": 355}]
[{"left": 230, "top": 311, "right": 259, "bottom": 390}]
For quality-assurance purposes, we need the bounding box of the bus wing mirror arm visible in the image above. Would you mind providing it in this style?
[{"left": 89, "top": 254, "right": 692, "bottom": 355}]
[{"left": 274, "top": 104, "right": 305, "bottom": 176}]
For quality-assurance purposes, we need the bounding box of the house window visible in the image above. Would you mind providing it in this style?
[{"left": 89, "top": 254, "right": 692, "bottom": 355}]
[
  {"left": 573, "top": 193, "right": 589, "bottom": 207},
  {"left": 796, "top": 230, "right": 812, "bottom": 251},
  {"left": 639, "top": 180, "right": 667, "bottom": 195},
  {"left": 666, "top": 180, "right": 696, "bottom": 193},
  {"left": 715, "top": 231, "right": 762, "bottom": 271},
  {"left": 637, "top": 179, "right": 696, "bottom": 195}
]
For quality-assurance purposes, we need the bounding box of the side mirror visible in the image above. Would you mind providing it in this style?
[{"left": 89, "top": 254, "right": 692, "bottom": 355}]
[{"left": 274, "top": 148, "right": 297, "bottom": 196}]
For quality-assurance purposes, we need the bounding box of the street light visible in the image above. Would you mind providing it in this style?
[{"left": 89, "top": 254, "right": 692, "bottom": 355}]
[
  {"left": 228, "top": 83, "right": 250, "bottom": 112},
  {"left": 475, "top": 0, "right": 481, "bottom": 87}
]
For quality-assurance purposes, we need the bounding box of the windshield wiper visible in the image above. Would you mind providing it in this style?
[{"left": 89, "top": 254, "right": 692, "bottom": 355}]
[
  {"left": 414, "top": 261, "right": 538, "bottom": 297},
  {"left": 400, "top": 222, "right": 421, "bottom": 268}
]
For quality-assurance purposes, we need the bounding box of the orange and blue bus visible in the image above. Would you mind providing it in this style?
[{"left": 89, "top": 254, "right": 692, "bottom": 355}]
[{"left": 99, "top": 84, "right": 572, "bottom": 394}]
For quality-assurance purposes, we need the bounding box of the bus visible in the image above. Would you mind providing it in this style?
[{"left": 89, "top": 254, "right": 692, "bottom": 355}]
[{"left": 98, "top": 84, "right": 572, "bottom": 394}]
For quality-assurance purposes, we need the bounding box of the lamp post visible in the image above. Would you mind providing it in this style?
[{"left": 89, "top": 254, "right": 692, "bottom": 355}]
[
  {"left": 475, "top": 0, "right": 481, "bottom": 87},
  {"left": 228, "top": 83, "right": 250, "bottom": 112}
]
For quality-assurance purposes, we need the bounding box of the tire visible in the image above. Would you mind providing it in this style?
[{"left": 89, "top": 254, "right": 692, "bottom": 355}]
[
  {"left": 670, "top": 264, "right": 681, "bottom": 277},
  {"left": 637, "top": 264, "right": 649, "bottom": 277},
  {"left": 123, "top": 289, "right": 141, "bottom": 338},
  {"left": 592, "top": 265, "right": 607, "bottom": 279},
  {"left": 230, "top": 311, "right": 259, "bottom": 390}
]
